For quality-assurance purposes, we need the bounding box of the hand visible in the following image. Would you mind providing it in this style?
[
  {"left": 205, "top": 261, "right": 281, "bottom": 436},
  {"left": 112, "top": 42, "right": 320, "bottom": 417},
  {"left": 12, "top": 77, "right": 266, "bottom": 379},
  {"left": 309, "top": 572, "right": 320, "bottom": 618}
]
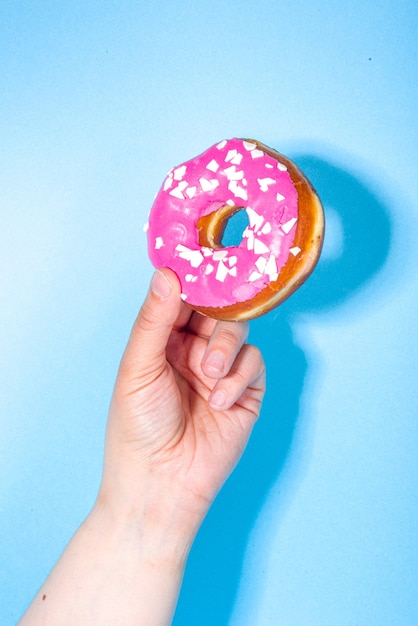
[
  {"left": 18, "top": 268, "right": 266, "bottom": 626},
  {"left": 100, "top": 268, "right": 266, "bottom": 539}
]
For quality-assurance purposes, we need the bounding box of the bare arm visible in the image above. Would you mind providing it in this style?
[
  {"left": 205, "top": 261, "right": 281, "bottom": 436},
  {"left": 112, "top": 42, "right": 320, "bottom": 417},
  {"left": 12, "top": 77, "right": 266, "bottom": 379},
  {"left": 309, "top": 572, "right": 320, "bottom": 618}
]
[{"left": 19, "top": 268, "right": 266, "bottom": 625}]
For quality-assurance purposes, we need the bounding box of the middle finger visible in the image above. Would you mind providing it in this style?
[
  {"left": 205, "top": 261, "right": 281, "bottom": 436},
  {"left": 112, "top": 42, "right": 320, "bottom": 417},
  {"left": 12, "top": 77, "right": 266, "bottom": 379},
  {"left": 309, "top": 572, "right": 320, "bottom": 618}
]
[{"left": 201, "top": 319, "right": 249, "bottom": 379}]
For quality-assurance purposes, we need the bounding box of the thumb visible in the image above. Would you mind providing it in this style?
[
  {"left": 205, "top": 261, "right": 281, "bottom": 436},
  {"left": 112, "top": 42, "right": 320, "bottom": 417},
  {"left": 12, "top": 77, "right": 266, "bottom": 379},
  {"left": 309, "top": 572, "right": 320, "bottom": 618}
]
[{"left": 120, "top": 268, "right": 182, "bottom": 383}]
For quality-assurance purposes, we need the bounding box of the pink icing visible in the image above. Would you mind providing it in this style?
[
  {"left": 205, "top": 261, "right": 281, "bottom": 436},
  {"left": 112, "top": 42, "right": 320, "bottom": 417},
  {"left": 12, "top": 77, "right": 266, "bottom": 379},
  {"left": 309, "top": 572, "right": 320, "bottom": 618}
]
[{"left": 147, "top": 139, "right": 299, "bottom": 308}]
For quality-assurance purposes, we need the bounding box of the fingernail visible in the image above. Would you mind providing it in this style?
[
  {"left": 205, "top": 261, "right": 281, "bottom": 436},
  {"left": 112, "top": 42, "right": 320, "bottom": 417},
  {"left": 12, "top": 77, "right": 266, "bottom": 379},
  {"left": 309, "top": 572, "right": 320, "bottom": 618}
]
[
  {"left": 151, "top": 270, "right": 172, "bottom": 299},
  {"left": 210, "top": 389, "right": 227, "bottom": 410},
  {"left": 204, "top": 350, "right": 226, "bottom": 374}
]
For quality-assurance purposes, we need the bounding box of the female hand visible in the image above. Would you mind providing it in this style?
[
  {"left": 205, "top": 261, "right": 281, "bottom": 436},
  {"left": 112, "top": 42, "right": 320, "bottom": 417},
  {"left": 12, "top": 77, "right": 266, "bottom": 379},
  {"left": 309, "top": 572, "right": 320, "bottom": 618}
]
[
  {"left": 19, "top": 268, "right": 266, "bottom": 626},
  {"left": 101, "top": 268, "right": 266, "bottom": 538}
]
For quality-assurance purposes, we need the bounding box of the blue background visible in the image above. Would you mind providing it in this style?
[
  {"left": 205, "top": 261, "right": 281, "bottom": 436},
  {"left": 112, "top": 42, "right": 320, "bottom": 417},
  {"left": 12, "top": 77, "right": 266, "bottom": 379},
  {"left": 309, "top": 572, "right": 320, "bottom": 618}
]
[{"left": 1, "top": 1, "right": 417, "bottom": 624}]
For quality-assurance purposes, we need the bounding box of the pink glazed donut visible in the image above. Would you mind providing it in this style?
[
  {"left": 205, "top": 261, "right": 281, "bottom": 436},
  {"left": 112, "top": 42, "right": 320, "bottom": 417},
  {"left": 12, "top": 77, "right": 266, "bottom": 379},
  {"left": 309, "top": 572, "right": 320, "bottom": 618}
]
[{"left": 146, "top": 138, "right": 324, "bottom": 321}]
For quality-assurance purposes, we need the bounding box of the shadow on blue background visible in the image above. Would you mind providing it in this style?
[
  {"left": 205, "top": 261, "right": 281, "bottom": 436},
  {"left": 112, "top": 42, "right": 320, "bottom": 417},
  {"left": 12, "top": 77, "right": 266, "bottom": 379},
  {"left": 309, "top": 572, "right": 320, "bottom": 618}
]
[{"left": 172, "top": 153, "right": 392, "bottom": 625}]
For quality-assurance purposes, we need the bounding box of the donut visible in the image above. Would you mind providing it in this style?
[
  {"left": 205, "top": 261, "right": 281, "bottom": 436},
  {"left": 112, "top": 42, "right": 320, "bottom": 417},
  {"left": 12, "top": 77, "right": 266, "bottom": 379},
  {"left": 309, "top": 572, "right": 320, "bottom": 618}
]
[{"left": 146, "top": 138, "right": 324, "bottom": 321}]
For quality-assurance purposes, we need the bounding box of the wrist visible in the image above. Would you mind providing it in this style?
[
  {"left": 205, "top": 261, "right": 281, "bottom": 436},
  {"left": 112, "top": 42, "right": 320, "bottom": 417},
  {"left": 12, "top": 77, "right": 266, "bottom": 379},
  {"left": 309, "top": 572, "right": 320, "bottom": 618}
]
[{"left": 95, "top": 470, "right": 205, "bottom": 567}]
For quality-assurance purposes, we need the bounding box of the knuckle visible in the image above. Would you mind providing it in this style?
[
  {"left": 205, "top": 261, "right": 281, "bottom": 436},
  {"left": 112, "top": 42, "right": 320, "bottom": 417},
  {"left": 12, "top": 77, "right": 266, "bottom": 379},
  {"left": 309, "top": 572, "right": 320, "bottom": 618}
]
[
  {"left": 217, "top": 330, "right": 238, "bottom": 348},
  {"left": 216, "top": 322, "right": 248, "bottom": 347},
  {"left": 240, "top": 344, "right": 266, "bottom": 382},
  {"left": 135, "top": 301, "right": 158, "bottom": 334},
  {"left": 241, "top": 342, "right": 261, "bottom": 364}
]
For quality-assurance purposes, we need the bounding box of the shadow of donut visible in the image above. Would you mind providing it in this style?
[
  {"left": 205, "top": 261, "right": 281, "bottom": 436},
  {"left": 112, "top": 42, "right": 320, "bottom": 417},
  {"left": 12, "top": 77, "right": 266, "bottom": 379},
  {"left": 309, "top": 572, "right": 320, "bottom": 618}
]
[{"left": 172, "top": 153, "right": 392, "bottom": 626}]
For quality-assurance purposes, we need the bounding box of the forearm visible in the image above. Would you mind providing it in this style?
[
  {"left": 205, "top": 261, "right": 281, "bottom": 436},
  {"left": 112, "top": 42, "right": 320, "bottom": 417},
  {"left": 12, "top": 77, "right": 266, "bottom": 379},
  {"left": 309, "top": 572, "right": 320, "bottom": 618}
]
[{"left": 18, "top": 497, "right": 193, "bottom": 626}]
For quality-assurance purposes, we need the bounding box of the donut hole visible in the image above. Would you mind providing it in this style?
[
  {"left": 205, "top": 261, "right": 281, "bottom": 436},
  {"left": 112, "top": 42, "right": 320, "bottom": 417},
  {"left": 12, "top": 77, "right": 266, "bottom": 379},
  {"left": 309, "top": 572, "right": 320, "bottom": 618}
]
[
  {"left": 221, "top": 208, "right": 250, "bottom": 247},
  {"left": 197, "top": 205, "right": 249, "bottom": 249}
]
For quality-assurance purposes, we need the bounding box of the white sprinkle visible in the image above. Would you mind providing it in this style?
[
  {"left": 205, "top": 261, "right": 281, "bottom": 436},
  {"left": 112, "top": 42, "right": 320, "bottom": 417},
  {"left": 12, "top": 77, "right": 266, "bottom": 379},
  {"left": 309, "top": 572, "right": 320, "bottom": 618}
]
[
  {"left": 217, "top": 140, "right": 227, "bottom": 150},
  {"left": 246, "top": 207, "right": 264, "bottom": 231},
  {"left": 269, "top": 272, "right": 279, "bottom": 282},
  {"left": 176, "top": 244, "right": 204, "bottom": 268},
  {"left": 248, "top": 270, "right": 263, "bottom": 282},
  {"left": 155, "top": 236, "right": 164, "bottom": 249},
  {"left": 244, "top": 228, "right": 254, "bottom": 250},
  {"left": 199, "top": 177, "right": 216, "bottom": 192},
  {"left": 163, "top": 176, "right": 173, "bottom": 191},
  {"left": 177, "top": 249, "right": 191, "bottom": 259},
  {"left": 186, "top": 186, "right": 197, "bottom": 198},
  {"left": 230, "top": 152, "right": 243, "bottom": 165},
  {"left": 142, "top": 221, "right": 149, "bottom": 232},
  {"left": 254, "top": 238, "right": 270, "bottom": 255},
  {"left": 276, "top": 192, "right": 285, "bottom": 202},
  {"left": 225, "top": 149, "right": 238, "bottom": 162},
  {"left": 265, "top": 254, "right": 278, "bottom": 276},
  {"left": 206, "top": 159, "right": 219, "bottom": 172},
  {"left": 277, "top": 162, "right": 287, "bottom": 171},
  {"left": 210, "top": 179, "right": 220, "bottom": 189},
  {"left": 228, "top": 256, "right": 238, "bottom": 267},
  {"left": 180, "top": 293, "right": 188, "bottom": 300},
  {"left": 281, "top": 217, "right": 298, "bottom": 234},
  {"left": 229, "top": 266, "right": 237, "bottom": 277},
  {"left": 185, "top": 274, "right": 197, "bottom": 282},
  {"left": 228, "top": 180, "right": 248, "bottom": 201},
  {"left": 261, "top": 221, "right": 272, "bottom": 235},
  {"left": 169, "top": 186, "right": 185, "bottom": 199},
  {"left": 205, "top": 263, "right": 214, "bottom": 275},
  {"left": 188, "top": 250, "right": 204, "bottom": 267},
  {"left": 215, "top": 260, "right": 229, "bottom": 282},
  {"left": 176, "top": 244, "right": 189, "bottom": 253},
  {"left": 213, "top": 249, "right": 228, "bottom": 261},
  {"left": 255, "top": 257, "right": 267, "bottom": 273},
  {"left": 258, "top": 177, "right": 276, "bottom": 192},
  {"left": 251, "top": 149, "right": 264, "bottom": 159},
  {"left": 243, "top": 140, "right": 256, "bottom": 151},
  {"left": 224, "top": 165, "right": 244, "bottom": 181},
  {"left": 201, "top": 247, "right": 213, "bottom": 257},
  {"left": 173, "top": 165, "right": 187, "bottom": 180},
  {"left": 226, "top": 199, "right": 236, "bottom": 206},
  {"left": 290, "top": 246, "right": 301, "bottom": 256},
  {"left": 265, "top": 163, "right": 274, "bottom": 169}
]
